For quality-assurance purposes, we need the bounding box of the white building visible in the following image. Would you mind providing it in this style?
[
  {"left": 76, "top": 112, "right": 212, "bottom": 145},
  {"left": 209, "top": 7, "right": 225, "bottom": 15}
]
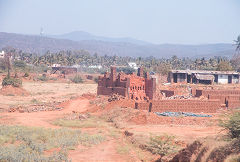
[
  {"left": 88, "top": 65, "right": 102, "bottom": 69},
  {"left": 52, "top": 64, "right": 61, "bottom": 67},
  {"left": 128, "top": 62, "right": 138, "bottom": 70},
  {"left": 169, "top": 70, "right": 240, "bottom": 84},
  {"left": 0, "top": 51, "right": 5, "bottom": 58}
]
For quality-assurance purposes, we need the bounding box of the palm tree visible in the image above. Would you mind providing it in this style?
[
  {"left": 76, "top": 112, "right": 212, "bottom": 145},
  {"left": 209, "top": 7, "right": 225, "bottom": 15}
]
[{"left": 234, "top": 35, "right": 240, "bottom": 51}]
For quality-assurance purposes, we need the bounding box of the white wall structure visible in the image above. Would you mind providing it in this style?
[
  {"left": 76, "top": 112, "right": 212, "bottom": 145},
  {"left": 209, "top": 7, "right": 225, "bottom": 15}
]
[
  {"left": 232, "top": 75, "right": 239, "bottom": 84},
  {"left": 128, "top": 62, "right": 138, "bottom": 70},
  {"left": 88, "top": 65, "right": 102, "bottom": 69},
  {"left": 0, "top": 51, "right": 5, "bottom": 58},
  {"left": 52, "top": 64, "right": 61, "bottom": 67},
  {"left": 218, "top": 74, "right": 228, "bottom": 84}
]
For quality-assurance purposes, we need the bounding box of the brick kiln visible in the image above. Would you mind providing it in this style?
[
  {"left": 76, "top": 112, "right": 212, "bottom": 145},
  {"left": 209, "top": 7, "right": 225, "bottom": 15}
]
[
  {"left": 97, "top": 66, "right": 156, "bottom": 100},
  {"left": 98, "top": 67, "right": 240, "bottom": 113}
]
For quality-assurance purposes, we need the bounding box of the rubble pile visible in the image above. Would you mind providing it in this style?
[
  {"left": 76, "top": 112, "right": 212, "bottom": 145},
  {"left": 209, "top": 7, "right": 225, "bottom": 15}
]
[
  {"left": 64, "top": 112, "right": 90, "bottom": 120},
  {"left": 8, "top": 104, "right": 63, "bottom": 113},
  {"left": 164, "top": 95, "right": 193, "bottom": 100},
  {"left": 108, "top": 94, "right": 125, "bottom": 102}
]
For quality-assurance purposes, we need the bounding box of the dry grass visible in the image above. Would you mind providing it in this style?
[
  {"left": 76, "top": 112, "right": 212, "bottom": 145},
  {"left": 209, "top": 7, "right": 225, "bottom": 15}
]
[
  {"left": 0, "top": 125, "right": 105, "bottom": 161},
  {"left": 0, "top": 82, "right": 97, "bottom": 110},
  {"left": 52, "top": 116, "right": 108, "bottom": 129}
]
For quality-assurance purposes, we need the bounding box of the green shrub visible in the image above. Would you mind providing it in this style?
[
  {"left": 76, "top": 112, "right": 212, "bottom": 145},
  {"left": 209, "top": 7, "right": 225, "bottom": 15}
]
[
  {"left": 37, "top": 74, "right": 48, "bottom": 81},
  {"left": 13, "top": 60, "right": 26, "bottom": 69},
  {"left": 0, "top": 125, "right": 105, "bottom": 161},
  {"left": 94, "top": 77, "right": 98, "bottom": 83},
  {"left": 220, "top": 112, "right": 240, "bottom": 139},
  {"left": 53, "top": 117, "right": 106, "bottom": 128},
  {"left": 23, "top": 72, "right": 29, "bottom": 77},
  {"left": 49, "top": 77, "right": 57, "bottom": 81},
  {"left": 147, "top": 135, "right": 178, "bottom": 157},
  {"left": 226, "top": 155, "right": 240, "bottom": 162},
  {"left": 2, "top": 76, "right": 22, "bottom": 87},
  {"left": 71, "top": 75, "right": 83, "bottom": 83}
]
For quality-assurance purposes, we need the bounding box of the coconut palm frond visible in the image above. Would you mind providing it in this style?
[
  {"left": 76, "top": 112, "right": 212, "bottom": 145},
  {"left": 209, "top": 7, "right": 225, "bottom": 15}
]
[{"left": 234, "top": 35, "right": 240, "bottom": 51}]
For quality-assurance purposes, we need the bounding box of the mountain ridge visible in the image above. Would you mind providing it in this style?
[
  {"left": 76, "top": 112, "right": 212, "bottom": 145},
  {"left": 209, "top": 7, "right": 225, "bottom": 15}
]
[
  {"left": 49, "top": 31, "right": 152, "bottom": 45},
  {"left": 0, "top": 32, "right": 236, "bottom": 58}
]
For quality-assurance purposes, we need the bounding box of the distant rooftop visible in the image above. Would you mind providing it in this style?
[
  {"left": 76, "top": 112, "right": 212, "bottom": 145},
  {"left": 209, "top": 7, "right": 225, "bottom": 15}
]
[{"left": 171, "top": 70, "right": 239, "bottom": 75}]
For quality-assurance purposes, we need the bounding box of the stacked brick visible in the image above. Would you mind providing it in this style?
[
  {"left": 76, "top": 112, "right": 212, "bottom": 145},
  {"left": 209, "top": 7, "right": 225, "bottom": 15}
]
[
  {"left": 196, "top": 89, "right": 240, "bottom": 108},
  {"left": 196, "top": 89, "right": 240, "bottom": 97},
  {"left": 160, "top": 90, "right": 174, "bottom": 97},
  {"left": 135, "top": 102, "right": 150, "bottom": 111},
  {"left": 135, "top": 99, "right": 220, "bottom": 113},
  {"left": 97, "top": 66, "right": 156, "bottom": 100}
]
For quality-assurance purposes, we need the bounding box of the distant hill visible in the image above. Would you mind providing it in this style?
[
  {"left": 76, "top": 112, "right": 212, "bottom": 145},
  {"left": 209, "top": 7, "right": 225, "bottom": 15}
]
[
  {"left": 0, "top": 32, "right": 236, "bottom": 58},
  {"left": 49, "top": 31, "right": 151, "bottom": 46}
]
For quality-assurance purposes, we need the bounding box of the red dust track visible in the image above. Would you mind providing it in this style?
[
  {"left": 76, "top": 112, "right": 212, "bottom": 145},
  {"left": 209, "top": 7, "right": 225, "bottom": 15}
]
[{"left": 0, "top": 97, "right": 90, "bottom": 128}]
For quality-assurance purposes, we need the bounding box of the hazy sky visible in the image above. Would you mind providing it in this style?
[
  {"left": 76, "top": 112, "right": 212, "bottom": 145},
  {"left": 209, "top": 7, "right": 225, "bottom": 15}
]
[{"left": 0, "top": 0, "right": 239, "bottom": 44}]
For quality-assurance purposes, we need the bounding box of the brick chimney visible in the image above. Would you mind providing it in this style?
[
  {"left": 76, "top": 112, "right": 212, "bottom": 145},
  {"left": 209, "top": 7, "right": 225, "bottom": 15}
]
[
  {"left": 137, "top": 66, "right": 144, "bottom": 77},
  {"left": 110, "top": 66, "right": 117, "bottom": 87}
]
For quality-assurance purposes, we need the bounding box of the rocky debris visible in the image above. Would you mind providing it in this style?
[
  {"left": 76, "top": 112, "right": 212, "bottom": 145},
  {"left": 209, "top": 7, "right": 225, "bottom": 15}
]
[
  {"left": 165, "top": 95, "right": 192, "bottom": 99},
  {"left": 0, "top": 85, "right": 29, "bottom": 96},
  {"left": 124, "top": 130, "right": 133, "bottom": 136},
  {"left": 8, "top": 107, "right": 17, "bottom": 112},
  {"left": 82, "top": 93, "right": 96, "bottom": 99},
  {"left": 8, "top": 104, "right": 63, "bottom": 113},
  {"left": 64, "top": 112, "right": 90, "bottom": 120},
  {"left": 108, "top": 94, "right": 125, "bottom": 102},
  {"left": 169, "top": 141, "right": 203, "bottom": 162}
]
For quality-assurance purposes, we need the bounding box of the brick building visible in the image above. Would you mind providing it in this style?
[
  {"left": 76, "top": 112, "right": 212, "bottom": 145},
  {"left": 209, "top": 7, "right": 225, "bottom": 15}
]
[
  {"left": 97, "top": 66, "right": 156, "bottom": 100},
  {"left": 168, "top": 70, "right": 240, "bottom": 84}
]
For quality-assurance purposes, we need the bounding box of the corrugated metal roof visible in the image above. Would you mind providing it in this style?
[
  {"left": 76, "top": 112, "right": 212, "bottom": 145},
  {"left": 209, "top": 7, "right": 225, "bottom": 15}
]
[
  {"left": 195, "top": 74, "right": 214, "bottom": 80},
  {"left": 171, "top": 70, "right": 239, "bottom": 75}
]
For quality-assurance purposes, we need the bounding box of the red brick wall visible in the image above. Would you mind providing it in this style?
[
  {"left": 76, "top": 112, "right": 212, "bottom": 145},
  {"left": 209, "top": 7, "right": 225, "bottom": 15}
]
[
  {"left": 208, "top": 95, "right": 226, "bottom": 104},
  {"left": 160, "top": 90, "right": 174, "bottom": 97},
  {"left": 135, "top": 99, "right": 221, "bottom": 113},
  {"left": 196, "top": 89, "right": 240, "bottom": 97},
  {"left": 196, "top": 89, "right": 240, "bottom": 108},
  {"left": 97, "top": 67, "right": 156, "bottom": 100},
  {"left": 97, "top": 86, "right": 127, "bottom": 97},
  {"left": 226, "top": 99, "right": 240, "bottom": 108},
  {"left": 145, "top": 78, "right": 156, "bottom": 99},
  {"left": 135, "top": 102, "right": 150, "bottom": 111}
]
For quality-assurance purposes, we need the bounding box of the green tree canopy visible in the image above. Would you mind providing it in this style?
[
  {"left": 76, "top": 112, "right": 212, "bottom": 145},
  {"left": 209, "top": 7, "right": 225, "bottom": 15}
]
[{"left": 216, "top": 61, "right": 233, "bottom": 71}]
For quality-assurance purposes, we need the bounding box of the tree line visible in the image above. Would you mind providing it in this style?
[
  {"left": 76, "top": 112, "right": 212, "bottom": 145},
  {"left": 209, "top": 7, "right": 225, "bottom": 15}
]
[{"left": 1, "top": 35, "right": 240, "bottom": 75}]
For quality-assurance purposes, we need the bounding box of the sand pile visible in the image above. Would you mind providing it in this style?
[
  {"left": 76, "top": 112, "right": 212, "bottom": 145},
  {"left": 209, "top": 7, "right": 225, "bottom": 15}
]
[{"left": 0, "top": 85, "right": 29, "bottom": 96}]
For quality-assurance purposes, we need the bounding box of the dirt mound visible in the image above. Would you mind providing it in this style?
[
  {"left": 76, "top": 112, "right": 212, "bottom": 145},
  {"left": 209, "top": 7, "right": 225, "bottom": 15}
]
[
  {"left": 0, "top": 85, "right": 29, "bottom": 96},
  {"left": 169, "top": 139, "right": 240, "bottom": 162},
  {"left": 84, "top": 98, "right": 135, "bottom": 114},
  {"left": 206, "top": 139, "right": 240, "bottom": 162},
  {"left": 170, "top": 140, "right": 203, "bottom": 162},
  {"left": 103, "top": 106, "right": 214, "bottom": 126},
  {"left": 81, "top": 93, "right": 96, "bottom": 99}
]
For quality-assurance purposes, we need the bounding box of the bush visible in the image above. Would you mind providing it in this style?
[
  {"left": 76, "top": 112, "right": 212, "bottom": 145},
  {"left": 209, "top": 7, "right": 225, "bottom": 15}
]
[
  {"left": 49, "top": 77, "right": 57, "bottom": 81},
  {"left": 71, "top": 75, "right": 83, "bottom": 83},
  {"left": 0, "top": 125, "right": 105, "bottom": 161},
  {"left": 117, "top": 67, "right": 136, "bottom": 74},
  {"left": 23, "top": 72, "right": 29, "bottom": 77},
  {"left": 146, "top": 135, "right": 178, "bottom": 157},
  {"left": 220, "top": 112, "right": 240, "bottom": 139},
  {"left": 13, "top": 60, "right": 26, "bottom": 69},
  {"left": 94, "top": 77, "right": 98, "bottom": 83},
  {"left": 37, "top": 74, "right": 48, "bottom": 81},
  {"left": 2, "top": 76, "right": 22, "bottom": 87}
]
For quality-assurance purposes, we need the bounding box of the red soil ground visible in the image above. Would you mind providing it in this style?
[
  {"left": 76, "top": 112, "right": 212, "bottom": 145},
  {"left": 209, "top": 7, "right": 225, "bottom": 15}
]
[
  {"left": 0, "top": 85, "right": 29, "bottom": 96},
  {"left": 0, "top": 94, "right": 224, "bottom": 161}
]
